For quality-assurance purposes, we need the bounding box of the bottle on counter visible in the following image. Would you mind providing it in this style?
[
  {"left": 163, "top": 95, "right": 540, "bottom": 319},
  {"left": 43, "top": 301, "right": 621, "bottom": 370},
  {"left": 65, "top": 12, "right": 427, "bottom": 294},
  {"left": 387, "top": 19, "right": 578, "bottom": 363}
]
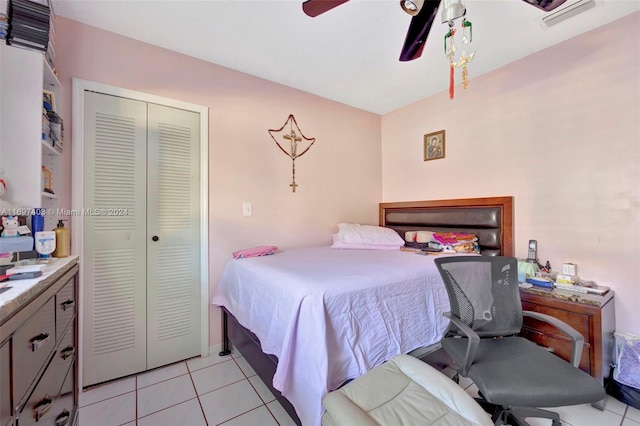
[
  {"left": 30, "top": 208, "right": 45, "bottom": 250},
  {"left": 52, "top": 219, "right": 70, "bottom": 258}
]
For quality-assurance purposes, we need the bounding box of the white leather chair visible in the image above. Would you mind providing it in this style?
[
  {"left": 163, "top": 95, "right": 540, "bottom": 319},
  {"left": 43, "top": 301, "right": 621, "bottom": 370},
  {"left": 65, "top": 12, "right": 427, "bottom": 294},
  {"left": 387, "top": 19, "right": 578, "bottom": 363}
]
[{"left": 322, "top": 354, "right": 492, "bottom": 426}]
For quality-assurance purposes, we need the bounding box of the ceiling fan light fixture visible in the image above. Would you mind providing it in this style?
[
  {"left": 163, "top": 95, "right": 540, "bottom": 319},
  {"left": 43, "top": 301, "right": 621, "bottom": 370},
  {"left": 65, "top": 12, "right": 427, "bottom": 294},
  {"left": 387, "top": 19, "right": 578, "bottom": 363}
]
[
  {"left": 400, "top": 0, "right": 424, "bottom": 16},
  {"left": 441, "top": 0, "right": 466, "bottom": 24}
]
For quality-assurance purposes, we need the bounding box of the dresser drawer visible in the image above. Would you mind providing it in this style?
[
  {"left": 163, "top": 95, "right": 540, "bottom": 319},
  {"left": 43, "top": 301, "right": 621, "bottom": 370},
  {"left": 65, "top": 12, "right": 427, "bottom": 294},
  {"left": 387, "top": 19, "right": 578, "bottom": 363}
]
[
  {"left": 1, "top": 341, "right": 11, "bottom": 426},
  {"left": 522, "top": 301, "right": 590, "bottom": 342},
  {"left": 17, "top": 357, "right": 72, "bottom": 426},
  {"left": 50, "top": 324, "right": 76, "bottom": 372},
  {"left": 55, "top": 277, "right": 76, "bottom": 342},
  {"left": 13, "top": 297, "right": 56, "bottom": 405},
  {"left": 520, "top": 327, "right": 591, "bottom": 374},
  {"left": 54, "top": 362, "right": 76, "bottom": 426}
]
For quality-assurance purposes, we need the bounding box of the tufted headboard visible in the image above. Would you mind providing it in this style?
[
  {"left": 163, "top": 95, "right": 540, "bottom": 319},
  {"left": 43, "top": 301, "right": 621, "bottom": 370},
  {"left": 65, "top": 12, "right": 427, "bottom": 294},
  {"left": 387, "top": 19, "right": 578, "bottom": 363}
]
[{"left": 379, "top": 196, "right": 513, "bottom": 257}]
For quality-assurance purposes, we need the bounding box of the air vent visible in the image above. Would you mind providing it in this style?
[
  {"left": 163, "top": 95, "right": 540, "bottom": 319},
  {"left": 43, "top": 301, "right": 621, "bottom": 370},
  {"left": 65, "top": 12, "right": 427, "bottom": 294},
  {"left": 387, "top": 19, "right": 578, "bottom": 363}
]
[{"left": 541, "top": 0, "right": 596, "bottom": 27}]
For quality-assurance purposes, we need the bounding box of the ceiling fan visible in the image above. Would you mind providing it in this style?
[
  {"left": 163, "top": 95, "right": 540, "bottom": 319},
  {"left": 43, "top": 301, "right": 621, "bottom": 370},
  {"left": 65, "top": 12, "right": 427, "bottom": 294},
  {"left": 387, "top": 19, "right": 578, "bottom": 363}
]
[{"left": 302, "top": 0, "right": 569, "bottom": 62}]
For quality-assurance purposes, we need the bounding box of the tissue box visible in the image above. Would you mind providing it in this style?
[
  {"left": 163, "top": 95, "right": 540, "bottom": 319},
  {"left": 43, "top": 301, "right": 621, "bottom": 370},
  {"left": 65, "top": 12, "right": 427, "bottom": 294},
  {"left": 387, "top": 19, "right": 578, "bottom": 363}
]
[
  {"left": 562, "top": 263, "right": 578, "bottom": 276},
  {"left": 0, "top": 236, "right": 34, "bottom": 253}
]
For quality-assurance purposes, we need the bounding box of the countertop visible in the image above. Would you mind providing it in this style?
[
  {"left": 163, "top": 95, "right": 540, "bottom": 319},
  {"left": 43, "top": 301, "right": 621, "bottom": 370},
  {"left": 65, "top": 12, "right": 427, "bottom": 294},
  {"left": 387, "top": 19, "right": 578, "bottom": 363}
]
[
  {"left": 0, "top": 255, "right": 79, "bottom": 325},
  {"left": 519, "top": 284, "right": 614, "bottom": 307}
]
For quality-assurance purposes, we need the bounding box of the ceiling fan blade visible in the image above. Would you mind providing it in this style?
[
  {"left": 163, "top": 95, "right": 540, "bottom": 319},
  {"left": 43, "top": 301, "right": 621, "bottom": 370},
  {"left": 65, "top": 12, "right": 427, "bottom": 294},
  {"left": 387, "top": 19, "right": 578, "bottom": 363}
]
[
  {"left": 521, "top": 0, "right": 569, "bottom": 12},
  {"left": 399, "top": 0, "right": 440, "bottom": 62},
  {"left": 302, "top": 0, "right": 350, "bottom": 17}
]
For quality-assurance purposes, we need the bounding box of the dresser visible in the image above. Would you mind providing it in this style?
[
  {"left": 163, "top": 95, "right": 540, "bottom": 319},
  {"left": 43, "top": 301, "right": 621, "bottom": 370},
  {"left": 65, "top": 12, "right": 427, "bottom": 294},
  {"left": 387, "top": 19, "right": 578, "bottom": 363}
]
[
  {"left": 519, "top": 287, "right": 615, "bottom": 385},
  {"left": 0, "top": 258, "right": 79, "bottom": 426}
]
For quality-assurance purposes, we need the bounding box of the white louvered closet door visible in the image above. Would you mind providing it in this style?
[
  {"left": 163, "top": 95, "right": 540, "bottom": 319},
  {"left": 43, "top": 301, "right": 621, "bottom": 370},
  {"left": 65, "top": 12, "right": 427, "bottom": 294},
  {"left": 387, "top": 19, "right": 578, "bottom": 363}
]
[
  {"left": 146, "top": 103, "right": 201, "bottom": 369},
  {"left": 83, "top": 93, "right": 201, "bottom": 386},
  {"left": 83, "top": 92, "right": 148, "bottom": 386}
]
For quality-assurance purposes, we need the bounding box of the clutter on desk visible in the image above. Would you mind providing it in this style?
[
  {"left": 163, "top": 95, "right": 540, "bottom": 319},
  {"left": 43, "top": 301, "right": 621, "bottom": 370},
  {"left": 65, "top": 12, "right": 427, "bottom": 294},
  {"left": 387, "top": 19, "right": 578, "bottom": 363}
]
[
  {"left": 525, "top": 276, "right": 554, "bottom": 289},
  {"left": 0, "top": 235, "right": 34, "bottom": 252}
]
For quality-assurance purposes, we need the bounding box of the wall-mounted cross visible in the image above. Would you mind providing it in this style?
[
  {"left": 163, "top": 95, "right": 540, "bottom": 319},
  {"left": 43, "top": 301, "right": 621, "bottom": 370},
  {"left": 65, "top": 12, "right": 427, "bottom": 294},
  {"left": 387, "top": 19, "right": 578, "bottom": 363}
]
[
  {"left": 283, "top": 130, "right": 301, "bottom": 158},
  {"left": 268, "top": 114, "right": 316, "bottom": 193}
]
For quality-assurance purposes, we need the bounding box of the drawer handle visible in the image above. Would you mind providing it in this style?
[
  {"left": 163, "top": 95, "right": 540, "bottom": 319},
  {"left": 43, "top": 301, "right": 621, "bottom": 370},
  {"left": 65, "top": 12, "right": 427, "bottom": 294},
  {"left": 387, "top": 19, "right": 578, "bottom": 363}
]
[
  {"left": 61, "top": 300, "right": 75, "bottom": 311},
  {"left": 60, "top": 346, "right": 75, "bottom": 360},
  {"left": 34, "top": 395, "right": 52, "bottom": 421},
  {"left": 55, "top": 409, "right": 70, "bottom": 426},
  {"left": 31, "top": 332, "right": 50, "bottom": 351}
]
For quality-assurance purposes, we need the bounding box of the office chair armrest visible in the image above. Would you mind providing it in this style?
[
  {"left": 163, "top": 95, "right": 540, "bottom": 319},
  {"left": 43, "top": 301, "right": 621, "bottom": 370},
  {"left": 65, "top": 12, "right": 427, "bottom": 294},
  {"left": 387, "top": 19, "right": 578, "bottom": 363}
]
[
  {"left": 523, "top": 310, "right": 584, "bottom": 367},
  {"left": 444, "top": 312, "right": 480, "bottom": 376}
]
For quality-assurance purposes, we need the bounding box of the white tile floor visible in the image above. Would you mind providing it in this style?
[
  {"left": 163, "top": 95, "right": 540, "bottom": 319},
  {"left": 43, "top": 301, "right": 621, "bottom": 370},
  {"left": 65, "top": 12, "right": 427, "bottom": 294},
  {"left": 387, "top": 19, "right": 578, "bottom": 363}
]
[{"left": 79, "top": 351, "right": 640, "bottom": 426}]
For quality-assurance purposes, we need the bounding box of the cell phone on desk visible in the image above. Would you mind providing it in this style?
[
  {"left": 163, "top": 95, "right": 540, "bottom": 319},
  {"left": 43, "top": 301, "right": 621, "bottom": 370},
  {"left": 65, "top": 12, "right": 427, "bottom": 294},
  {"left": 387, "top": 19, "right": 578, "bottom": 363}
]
[
  {"left": 527, "top": 240, "right": 537, "bottom": 262},
  {"left": 9, "top": 271, "right": 43, "bottom": 280}
]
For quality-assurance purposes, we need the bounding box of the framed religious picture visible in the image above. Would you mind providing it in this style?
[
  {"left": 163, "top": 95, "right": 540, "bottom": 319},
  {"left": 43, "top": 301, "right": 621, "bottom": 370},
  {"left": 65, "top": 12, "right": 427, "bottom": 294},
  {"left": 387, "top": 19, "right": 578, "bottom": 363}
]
[{"left": 424, "top": 130, "right": 445, "bottom": 161}]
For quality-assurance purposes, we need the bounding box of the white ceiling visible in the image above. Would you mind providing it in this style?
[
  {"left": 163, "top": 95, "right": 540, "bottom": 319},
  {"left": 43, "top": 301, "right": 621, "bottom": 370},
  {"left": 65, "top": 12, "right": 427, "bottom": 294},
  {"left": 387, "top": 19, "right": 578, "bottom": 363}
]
[{"left": 52, "top": 0, "right": 639, "bottom": 114}]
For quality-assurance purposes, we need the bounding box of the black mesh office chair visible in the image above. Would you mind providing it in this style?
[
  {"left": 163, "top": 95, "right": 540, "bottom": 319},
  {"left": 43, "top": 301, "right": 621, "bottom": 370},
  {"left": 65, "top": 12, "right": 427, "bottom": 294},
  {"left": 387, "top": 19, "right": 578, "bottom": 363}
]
[{"left": 434, "top": 256, "right": 605, "bottom": 426}]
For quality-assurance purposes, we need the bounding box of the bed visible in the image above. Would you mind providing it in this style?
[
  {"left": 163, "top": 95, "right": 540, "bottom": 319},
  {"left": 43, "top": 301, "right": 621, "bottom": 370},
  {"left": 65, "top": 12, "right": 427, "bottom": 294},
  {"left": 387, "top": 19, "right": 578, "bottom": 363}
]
[{"left": 213, "top": 196, "right": 513, "bottom": 425}]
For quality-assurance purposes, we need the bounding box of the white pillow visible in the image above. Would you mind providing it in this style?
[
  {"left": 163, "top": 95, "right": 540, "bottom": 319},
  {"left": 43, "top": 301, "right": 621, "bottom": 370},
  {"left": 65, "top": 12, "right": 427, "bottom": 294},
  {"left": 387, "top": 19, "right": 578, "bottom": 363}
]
[
  {"left": 333, "top": 223, "right": 404, "bottom": 246},
  {"left": 330, "top": 237, "right": 402, "bottom": 250}
]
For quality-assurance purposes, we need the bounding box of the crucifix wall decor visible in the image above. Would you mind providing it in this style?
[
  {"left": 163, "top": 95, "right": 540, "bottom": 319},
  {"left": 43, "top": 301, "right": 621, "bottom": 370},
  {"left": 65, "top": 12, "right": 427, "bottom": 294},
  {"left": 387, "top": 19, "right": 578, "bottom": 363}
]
[{"left": 268, "top": 114, "right": 316, "bottom": 192}]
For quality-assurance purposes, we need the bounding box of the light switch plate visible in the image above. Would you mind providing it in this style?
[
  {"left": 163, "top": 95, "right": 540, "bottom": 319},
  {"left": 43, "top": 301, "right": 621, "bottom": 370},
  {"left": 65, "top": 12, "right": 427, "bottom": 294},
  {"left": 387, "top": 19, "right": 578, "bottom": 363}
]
[{"left": 242, "top": 202, "right": 253, "bottom": 217}]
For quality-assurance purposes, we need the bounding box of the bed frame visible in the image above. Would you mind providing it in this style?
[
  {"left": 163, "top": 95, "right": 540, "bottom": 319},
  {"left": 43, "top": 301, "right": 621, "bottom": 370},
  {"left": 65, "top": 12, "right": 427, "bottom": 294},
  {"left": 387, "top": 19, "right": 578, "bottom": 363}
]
[
  {"left": 380, "top": 196, "right": 513, "bottom": 257},
  {"left": 219, "top": 196, "right": 514, "bottom": 424}
]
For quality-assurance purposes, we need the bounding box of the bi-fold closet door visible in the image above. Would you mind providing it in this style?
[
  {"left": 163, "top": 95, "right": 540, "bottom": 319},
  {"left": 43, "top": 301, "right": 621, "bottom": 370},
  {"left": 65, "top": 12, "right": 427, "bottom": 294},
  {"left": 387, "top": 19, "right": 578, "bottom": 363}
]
[{"left": 82, "top": 91, "right": 201, "bottom": 387}]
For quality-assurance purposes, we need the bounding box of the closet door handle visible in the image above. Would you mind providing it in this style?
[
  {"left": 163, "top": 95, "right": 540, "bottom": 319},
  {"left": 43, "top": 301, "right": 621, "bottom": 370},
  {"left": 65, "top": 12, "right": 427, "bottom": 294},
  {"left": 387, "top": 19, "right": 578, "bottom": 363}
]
[{"left": 152, "top": 236, "right": 159, "bottom": 242}]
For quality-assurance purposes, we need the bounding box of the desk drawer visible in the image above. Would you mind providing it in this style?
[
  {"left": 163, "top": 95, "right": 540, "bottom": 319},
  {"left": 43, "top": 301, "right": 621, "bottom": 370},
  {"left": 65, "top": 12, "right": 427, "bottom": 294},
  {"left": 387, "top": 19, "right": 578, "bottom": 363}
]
[
  {"left": 522, "top": 301, "right": 590, "bottom": 342},
  {"left": 55, "top": 277, "right": 76, "bottom": 342},
  {"left": 13, "top": 297, "right": 56, "bottom": 404}
]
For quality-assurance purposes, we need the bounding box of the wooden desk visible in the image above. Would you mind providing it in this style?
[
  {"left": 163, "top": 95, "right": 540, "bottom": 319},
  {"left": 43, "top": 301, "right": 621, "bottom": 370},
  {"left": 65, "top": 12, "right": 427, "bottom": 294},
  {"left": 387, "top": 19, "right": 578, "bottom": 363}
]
[{"left": 519, "top": 287, "right": 615, "bottom": 385}]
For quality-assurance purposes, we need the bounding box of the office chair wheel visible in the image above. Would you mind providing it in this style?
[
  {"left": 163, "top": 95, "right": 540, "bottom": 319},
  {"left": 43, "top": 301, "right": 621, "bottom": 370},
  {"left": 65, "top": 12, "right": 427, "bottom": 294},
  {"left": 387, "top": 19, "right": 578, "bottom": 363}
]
[{"left": 551, "top": 420, "right": 562, "bottom": 426}]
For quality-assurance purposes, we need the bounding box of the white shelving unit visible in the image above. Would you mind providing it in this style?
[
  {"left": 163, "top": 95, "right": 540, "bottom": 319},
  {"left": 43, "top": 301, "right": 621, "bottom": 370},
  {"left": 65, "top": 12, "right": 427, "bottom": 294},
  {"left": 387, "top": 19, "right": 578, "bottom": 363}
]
[
  {"left": 0, "top": 43, "right": 43, "bottom": 210},
  {"left": 0, "top": 43, "right": 65, "bottom": 232},
  {"left": 42, "top": 58, "right": 63, "bottom": 231}
]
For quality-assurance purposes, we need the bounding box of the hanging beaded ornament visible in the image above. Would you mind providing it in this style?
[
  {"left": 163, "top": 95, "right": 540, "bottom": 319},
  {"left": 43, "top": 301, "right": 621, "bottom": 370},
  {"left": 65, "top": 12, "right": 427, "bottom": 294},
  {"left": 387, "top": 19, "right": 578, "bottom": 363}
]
[{"left": 444, "top": 18, "right": 475, "bottom": 100}]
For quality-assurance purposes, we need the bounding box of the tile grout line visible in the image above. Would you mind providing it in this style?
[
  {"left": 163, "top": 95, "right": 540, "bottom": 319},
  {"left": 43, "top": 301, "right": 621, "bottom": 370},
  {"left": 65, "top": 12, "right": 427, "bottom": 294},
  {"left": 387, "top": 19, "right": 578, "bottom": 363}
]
[
  {"left": 186, "top": 362, "right": 210, "bottom": 425},
  {"left": 135, "top": 375, "right": 138, "bottom": 425},
  {"left": 221, "top": 357, "right": 280, "bottom": 425},
  {"left": 134, "top": 363, "right": 202, "bottom": 422},
  {"left": 135, "top": 396, "right": 202, "bottom": 424},
  {"left": 245, "top": 376, "right": 280, "bottom": 424},
  {"left": 264, "top": 401, "right": 286, "bottom": 426},
  {"left": 216, "top": 405, "right": 269, "bottom": 425},
  {"left": 79, "top": 389, "right": 137, "bottom": 409},
  {"left": 621, "top": 405, "right": 628, "bottom": 425}
]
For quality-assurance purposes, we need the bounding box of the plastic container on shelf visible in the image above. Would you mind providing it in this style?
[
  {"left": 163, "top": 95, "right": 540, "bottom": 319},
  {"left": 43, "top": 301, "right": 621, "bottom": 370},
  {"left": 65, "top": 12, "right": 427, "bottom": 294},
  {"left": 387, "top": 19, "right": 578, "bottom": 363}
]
[{"left": 42, "top": 165, "right": 52, "bottom": 192}]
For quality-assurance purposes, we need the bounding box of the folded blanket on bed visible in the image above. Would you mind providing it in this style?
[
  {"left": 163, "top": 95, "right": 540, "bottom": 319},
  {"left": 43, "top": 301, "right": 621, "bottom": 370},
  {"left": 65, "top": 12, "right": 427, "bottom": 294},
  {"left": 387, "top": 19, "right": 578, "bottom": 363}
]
[
  {"left": 432, "top": 232, "right": 477, "bottom": 245},
  {"left": 232, "top": 245, "right": 278, "bottom": 259}
]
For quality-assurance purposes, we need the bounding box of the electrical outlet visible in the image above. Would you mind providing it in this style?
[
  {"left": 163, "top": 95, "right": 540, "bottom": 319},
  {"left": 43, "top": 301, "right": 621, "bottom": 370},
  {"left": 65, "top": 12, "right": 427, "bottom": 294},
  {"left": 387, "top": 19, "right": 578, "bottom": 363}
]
[{"left": 242, "top": 202, "right": 253, "bottom": 217}]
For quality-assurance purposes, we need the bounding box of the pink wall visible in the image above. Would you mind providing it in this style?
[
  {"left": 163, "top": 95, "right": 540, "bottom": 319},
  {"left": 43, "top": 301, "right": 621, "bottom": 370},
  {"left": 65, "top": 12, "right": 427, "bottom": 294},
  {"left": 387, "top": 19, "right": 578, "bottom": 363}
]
[
  {"left": 54, "top": 17, "right": 382, "bottom": 347},
  {"left": 382, "top": 12, "right": 640, "bottom": 333}
]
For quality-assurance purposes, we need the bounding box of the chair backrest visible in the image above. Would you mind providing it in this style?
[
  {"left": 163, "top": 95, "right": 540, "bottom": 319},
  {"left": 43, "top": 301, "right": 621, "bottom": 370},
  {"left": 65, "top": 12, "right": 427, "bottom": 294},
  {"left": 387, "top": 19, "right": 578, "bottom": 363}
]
[{"left": 435, "top": 256, "right": 522, "bottom": 337}]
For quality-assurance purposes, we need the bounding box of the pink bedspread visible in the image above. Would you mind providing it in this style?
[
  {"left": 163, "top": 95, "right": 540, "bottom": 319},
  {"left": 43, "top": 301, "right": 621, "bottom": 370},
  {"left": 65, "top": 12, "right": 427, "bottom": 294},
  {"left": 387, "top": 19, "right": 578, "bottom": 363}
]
[{"left": 213, "top": 247, "right": 452, "bottom": 425}]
